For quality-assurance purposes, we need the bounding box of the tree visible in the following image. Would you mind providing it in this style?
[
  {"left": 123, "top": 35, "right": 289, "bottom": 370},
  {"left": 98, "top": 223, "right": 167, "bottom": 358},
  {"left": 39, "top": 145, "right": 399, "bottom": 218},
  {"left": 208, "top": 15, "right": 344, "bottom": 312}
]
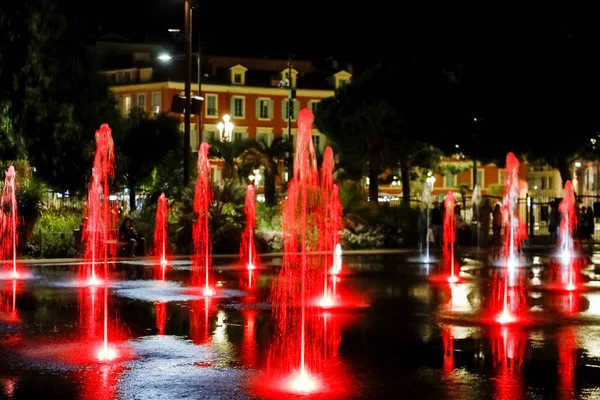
[
  {"left": 0, "top": 0, "right": 118, "bottom": 192},
  {"left": 315, "top": 63, "right": 446, "bottom": 204},
  {"left": 208, "top": 138, "right": 252, "bottom": 181},
  {"left": 114, "top": 109, "right": 180, "bottom": 211},
  {"left": 241, "top": 136, "right": 291, "bottom": 206}
]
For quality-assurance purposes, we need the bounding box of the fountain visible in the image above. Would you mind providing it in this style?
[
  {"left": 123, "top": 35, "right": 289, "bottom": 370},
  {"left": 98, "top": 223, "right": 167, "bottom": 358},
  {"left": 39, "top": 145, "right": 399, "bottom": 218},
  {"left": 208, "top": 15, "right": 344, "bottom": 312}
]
[
  {"left": 319, "top": 147, "right": 342, "bottom": 308},
  {"left": 268, "top": 109, "right": 323, "bottom": 393},
  {"left": 444, "top": 191, "right": 459, "bottom": 283},
  {"left": 193, "top": 142, "right": 214, "bottom": 297},
  {"left": 154, "top": 193, "right": 168, "bottom": 280},
  {"left": 558, "top": 181, "right": 578, "bottom": 291},
  {"left": 241, "top": 184, "right": 258, "bottom": 271},
  {"left": 81, "top": 124, "right": 117, "bottom": 360},
  {"left": 501, "top": 152, "right": 523, "bottom": 270},
  {"left": 82, "top": 124, "right": 116, "bottom": 286},
  {"left": 155, "top": 302, "right": 166, "bottom": 335},
  {"left": 422, "top": 182, "right": 433, "bottom": 263},
  {"left": 0, "top": 166, "right": 18, "bottom": 279}
]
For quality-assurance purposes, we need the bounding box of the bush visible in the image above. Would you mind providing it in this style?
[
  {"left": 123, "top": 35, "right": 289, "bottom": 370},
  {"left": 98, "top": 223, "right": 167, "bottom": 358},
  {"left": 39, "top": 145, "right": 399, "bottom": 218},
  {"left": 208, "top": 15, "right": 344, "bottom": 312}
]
[
  {"left": 24, "top": 207, "right": 81, "bottom": 258},
  {"left": 341, "top": 224, "right": 386, "bottom": 249}
]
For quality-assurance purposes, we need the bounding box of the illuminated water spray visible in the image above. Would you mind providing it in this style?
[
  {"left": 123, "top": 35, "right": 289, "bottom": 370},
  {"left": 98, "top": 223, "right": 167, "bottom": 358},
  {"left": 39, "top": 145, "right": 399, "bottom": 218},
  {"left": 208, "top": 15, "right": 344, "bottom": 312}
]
[
  {"left": 241, "top": 184, "right": 257, "bottom": 271},
  {"left": 503, "top": 152, "right": 521, "bottom": 270},
  {"left": 559, "top": 181, "right": 577, "bottom": 291},
  {"left": 193, "top": 142, "right": 214, "bottom": 297},
  {"left": 443, "top": 191, "right": 458, "bottom": 283},
  {"left": 154, "top": 193, "right": 168, "bottom": 280},
  {"left": 1, "top": 166, "right": 18, "bottom": 279},
  {"left": 319, "top": 147, "right": 342, "bottom": 308},
  {"left": 268, "top": 109, "right": 322, "bottom": 393},
  {"left": 83, "top": 124, "right": 116, "bottom": 286},
  {"left": 422, "top": 182, "right": 432, "bottom": 263}
]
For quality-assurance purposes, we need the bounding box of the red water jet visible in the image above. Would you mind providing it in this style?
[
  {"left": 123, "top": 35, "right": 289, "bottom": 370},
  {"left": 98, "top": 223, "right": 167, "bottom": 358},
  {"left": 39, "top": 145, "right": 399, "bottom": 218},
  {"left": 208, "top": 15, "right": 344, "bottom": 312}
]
[
  {"left": 81, "top": 124, "right": 117, "bottom": 359},
  {"left": 268, "top": 108, "right": 323, "bottom": 393},
  {"left": 0, "top": 166, "right": 18, "bottom": 279},
  {"left": 502, "top": 152, "right": 522, "bottom": 269},
  {"left": 193, "top": 142, "right": 214, "bottom": 297},
  {"left": 154, "top": 193, "right": 169, "bottom": 280},
  {"left": 82, "top": 124, "right": 116, "bottom": 286},
  {"left": 443, "top": 191, "right": 458, "bottom": 283},
  {"left": 318, "top": 147, "right": 343, "bottom": 308},
  {"left": 241, "top": 184, "right": 258, "bottom": 271},
  {"left": 559, "top": 181, "right": 578, "bottom": 291}
]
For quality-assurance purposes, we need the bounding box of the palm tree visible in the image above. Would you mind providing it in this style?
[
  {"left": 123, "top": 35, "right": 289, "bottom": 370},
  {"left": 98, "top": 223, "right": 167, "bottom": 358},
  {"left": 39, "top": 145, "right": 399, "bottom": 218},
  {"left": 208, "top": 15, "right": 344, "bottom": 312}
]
[
  {"left": 242, "top": 136, "right": 291, "bottom": 206},
  {"left": 208, "top": 138, "right": 252, "bottom": 181}
]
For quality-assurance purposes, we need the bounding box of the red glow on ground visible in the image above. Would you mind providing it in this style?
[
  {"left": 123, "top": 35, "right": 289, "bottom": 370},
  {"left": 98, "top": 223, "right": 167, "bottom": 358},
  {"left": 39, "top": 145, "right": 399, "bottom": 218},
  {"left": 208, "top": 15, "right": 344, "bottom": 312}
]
[
  {"left": 496, "top": 310, "right": 516, "bottom": 324},
  {"left": 87, "top": 276, "right": 103, "bottom": 286},
  {"left": 318, "top": 295, "right": 335, "bottom": 309},
  {"left": 447, "top": 276, "right": 459, "bottom": 284},
  {"left": 155, "top": 302, "right": 166, "bottom": 335},
  {"left": 96, "top": 346, "right": 118, "bottom": 361},
  {"left": 441, "top": 325, "right": 454, "bottom": 376},
  {"left": 490, "top": 325, "right": 525, "bottom": 399},
  {"left": 203, "top": 287, "right": 215, "bottom": 297},
  {"left": 290, "top": 371, "right": 319, "bottom": 393},
  {"left": 558, "top": 326, "right": 576, "bottom": 398},
  {"left": 190, "top": 298, "right": 213, "bottom": 345}
]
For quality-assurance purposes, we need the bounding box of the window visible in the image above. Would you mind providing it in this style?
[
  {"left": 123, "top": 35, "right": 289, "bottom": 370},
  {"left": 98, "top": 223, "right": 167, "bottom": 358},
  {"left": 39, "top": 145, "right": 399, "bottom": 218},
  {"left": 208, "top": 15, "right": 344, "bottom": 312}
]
[
  {"left": 282, "top": 99, "right": 299, "bottom": 120},
  {"left": 256, "top": 132, "right": 274, "bottom": 145},
  {"left": 234, "top": 73, "right": 242, "bottom": 84},
  {"left": 137, "top": 94, "right": 146, "bottom": 111},
  {"left": 476, "top": 169, "right": 484, "bottom": 187},
  {"left": 231, "top": 97, "right": 245, "bottom": 118},
  {"left": 338, "top": 79, "right": 348, "bottom": 88},
  {"left": 123, "top": 95, "right": 132, "bottom": 115},
  {"left": 444, "top": 172, "right": 456, "bottom": 188},
  {"left": 206, "top": 94, "right": 218, "bottom": 117},
  {"left": 541, "top": 176, "right": 553, "bottom": 190},
  {"left": 233, "top": 131, "right": 248, "bottom": 142},
  {"left": 124, "top": 71, "right": 131, "bottom": 83},
  {"left": 210, "top": 165, "right": 221, "bottom": 183},
  {"left": 256, "top": 99, "right": 272, "bottom": 119},
  {"left": 152, "top": 92, "right": 161, "bottom": 115},
  {"left": 310, "top": 100, "right": 319, "bottom": 114},
  {"left": 203, "top": 130, "right": 216, "bottom": 142},
  {"left": 498, "top": 170, "right": 507, "bottom": 185},
  {"left": 312, "top": 135, "right": 320, "bottom": 152}
]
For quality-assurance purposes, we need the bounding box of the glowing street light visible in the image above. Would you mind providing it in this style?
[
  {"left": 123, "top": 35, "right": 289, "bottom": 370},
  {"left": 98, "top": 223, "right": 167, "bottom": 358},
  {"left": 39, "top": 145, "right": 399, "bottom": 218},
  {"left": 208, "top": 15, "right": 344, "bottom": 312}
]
[
  {"left": 158, "top": 53, "right": 173, "bottom": 61},
  {"left": 426, "top": 171, "right": 436, "bottom": 186},
  {"left": 575, "top": 161, "right": 582, "bottom": 168},
  {"left": 217, "top": 115, "right": 234, "bottom": 142},
  {"left": 248, "top": 169, "right": 262, "bottom": 185}
]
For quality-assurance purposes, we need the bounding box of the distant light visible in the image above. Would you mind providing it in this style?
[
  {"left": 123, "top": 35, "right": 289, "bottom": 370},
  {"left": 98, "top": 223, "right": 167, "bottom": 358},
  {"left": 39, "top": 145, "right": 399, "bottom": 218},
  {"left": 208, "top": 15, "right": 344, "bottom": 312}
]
[
  {"left": 455, "top": 144, "right": 459, "bottom": 148},
  {"left": 575, "top": 161, "right": 582, "bottom": 168},
  {"left": 473, "top": 117, "right": 478, "bottom": 122},
  {"left": 168, "top": 28, "right": 180, "bottom": 33},
  {"left": 158, "top": 53, "right": 173, "bottom": 61},
  {"left": 533, "top": 185, "right": 538, "bottom": 190}
]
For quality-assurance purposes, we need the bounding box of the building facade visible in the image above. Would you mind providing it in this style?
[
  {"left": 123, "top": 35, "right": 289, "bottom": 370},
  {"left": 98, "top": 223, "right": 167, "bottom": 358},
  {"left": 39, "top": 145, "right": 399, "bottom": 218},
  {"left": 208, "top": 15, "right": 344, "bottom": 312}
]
[{"left": 103, "top": 46, "right": 351, "bottom": 185}]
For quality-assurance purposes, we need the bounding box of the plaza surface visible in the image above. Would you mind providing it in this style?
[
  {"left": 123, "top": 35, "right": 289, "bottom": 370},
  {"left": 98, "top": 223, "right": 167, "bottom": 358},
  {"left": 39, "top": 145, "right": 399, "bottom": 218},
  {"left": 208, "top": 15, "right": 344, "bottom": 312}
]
[{"left": 1, "top": 249, "right": 600, "bottom": 399}]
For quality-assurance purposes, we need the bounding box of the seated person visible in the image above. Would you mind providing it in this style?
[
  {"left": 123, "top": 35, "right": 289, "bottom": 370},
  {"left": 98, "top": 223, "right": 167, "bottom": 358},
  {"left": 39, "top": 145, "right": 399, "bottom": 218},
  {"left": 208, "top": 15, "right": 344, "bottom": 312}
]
[{"left": 118, "top": 217, "right": 147, "bottom": 257}]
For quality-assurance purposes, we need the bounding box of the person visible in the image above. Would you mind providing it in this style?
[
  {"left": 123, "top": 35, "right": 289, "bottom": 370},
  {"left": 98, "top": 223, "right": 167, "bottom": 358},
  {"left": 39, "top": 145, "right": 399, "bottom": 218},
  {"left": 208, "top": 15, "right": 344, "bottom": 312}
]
[
  {"left": 478, "top": 198, "right": 492, "bottom": 247},
  {"left": 584, "top": 206, "right": 595, "bottom": 251},
  {"left": 430, "top": 201, "right": 443, "bottom": 247},
  {"left": 119, "top": 217, "right": 146, "bottom": 257},
  {"left": 418, "top": 208, "right": 427, "bottom": 252},
  {"left": 549, "top": 200, "right": 560, "bottom": 243},
  {"left": 492, "top": 203, "right": 502, "bottom": 247}
]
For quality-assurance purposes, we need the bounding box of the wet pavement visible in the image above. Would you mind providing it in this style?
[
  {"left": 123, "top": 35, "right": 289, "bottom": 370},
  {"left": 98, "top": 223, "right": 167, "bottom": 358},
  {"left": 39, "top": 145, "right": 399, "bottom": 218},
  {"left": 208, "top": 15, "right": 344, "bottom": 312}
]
[{"left": 1, "top": 250, "right": 600, "bottom": 399}]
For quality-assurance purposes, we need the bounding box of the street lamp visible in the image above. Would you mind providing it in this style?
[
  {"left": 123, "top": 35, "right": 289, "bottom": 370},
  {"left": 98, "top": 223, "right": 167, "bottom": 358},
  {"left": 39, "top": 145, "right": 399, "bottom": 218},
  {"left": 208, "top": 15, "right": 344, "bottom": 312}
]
[
  {"left": 217, "top": 115, "right": 234, "bottom": 142},
  {"left": 249, "top": 169, "right": 262, "bottom": 186}
]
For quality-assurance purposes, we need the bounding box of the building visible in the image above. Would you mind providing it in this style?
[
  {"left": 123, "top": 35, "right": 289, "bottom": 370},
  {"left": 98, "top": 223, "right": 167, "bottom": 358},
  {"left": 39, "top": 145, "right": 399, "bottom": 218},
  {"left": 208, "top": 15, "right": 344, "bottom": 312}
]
[{"left": 101, "top": 39, "right": 351, "bottom": 184}]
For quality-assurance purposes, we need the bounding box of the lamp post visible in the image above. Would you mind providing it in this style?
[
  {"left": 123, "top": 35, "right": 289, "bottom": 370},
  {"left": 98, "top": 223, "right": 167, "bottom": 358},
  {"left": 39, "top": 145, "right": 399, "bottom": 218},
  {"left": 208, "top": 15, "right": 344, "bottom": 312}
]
[
  {"left": 249, "top": 169, "right": 262, "bottom": 186},
  {"left": 184, "top": 0, "right": 192, "bottom": 186},
  {"left": 217, "top": 115, "right": 234, "bottom": 142}
]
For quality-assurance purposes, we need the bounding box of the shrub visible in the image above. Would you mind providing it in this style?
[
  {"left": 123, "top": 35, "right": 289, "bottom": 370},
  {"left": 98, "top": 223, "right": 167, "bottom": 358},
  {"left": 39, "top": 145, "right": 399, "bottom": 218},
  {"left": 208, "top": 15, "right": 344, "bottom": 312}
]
[{"left": 24, "top": 207, "right": 81, "bottom": 258}]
